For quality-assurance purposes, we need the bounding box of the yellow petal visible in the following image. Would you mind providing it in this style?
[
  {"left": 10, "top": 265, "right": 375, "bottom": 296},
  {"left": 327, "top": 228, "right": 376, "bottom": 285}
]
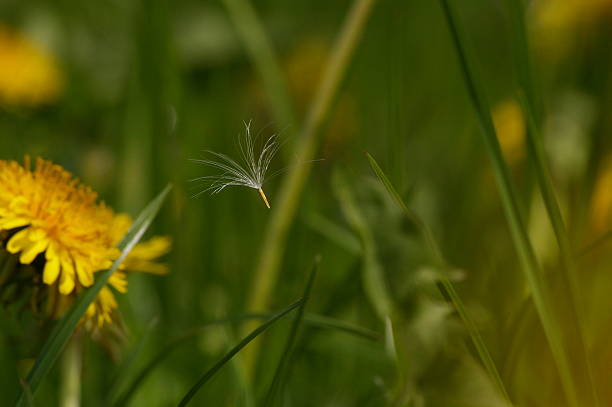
[
  {"left": 6, "top": 228, "right": 30, "bottom": 254},
  {"left": 43, "top": 257, "right": 60, "bottom": 285},
  {"left": 59, "top": 269, "right": 75, "bottom": 295},
  {"left": 75, "top": 258, "right": 93, "bottom": 287},
  {"left": 20, "top": 237, "right": 49, "bottom": 264},
  {"left": 59, "top": 252, "right": 76, "bottom": 294},
  {"left": 109, "top": 272, "right": 128, "bottom": 293},
  {"left": 0, "top": 217, "right": 30, "bottom": 230}
]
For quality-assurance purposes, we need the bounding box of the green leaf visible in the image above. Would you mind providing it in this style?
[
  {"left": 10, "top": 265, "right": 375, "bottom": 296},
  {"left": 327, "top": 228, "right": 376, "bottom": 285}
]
[
  {"left": 366, "top": 152, "right": 510, "bottom": 403},
  {"left": 264, "top": 257, "right": 319, "bottom": 406},
  {"left": 14, "top": 184, "right": 172, "bottom": 407},
  {"left": 176, "top": 299, "right": 304, "bottom": 407}
]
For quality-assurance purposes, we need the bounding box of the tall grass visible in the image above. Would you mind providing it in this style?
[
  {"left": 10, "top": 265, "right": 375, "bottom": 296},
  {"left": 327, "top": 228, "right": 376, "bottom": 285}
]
[{"left": 437, "top": 1, "right": 596, "bottom": 406}]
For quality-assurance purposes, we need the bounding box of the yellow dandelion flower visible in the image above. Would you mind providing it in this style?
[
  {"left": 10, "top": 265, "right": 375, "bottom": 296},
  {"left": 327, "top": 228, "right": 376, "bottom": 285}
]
[
  {"left": 0, "top": 158, "right": 119, "bottom": 294},
  {"left": 0, "top": 25, "right": 63, "bottom": 107},
  {"left": 533, "top": 0, "right": 612, "bottom": 58},
  {"left": 589, "top": 154, "right": 612, "bottom": 236},
  {"left": 0, "top": 157, "right": 171, "bottom": 330}
]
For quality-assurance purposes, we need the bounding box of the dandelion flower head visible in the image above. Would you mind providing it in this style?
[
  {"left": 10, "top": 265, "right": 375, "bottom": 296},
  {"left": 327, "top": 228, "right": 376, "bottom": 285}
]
[
  {"left": 0, "top": 157, "right": 170, "bottom": 329},
  {"left": 0, "top": 25, "right": 63, "bottom": 107}
]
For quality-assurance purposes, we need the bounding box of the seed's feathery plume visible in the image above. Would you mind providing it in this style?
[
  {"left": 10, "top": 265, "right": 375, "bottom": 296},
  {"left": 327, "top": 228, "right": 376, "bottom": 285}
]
[{"left": 190, "top": 122, "right": 280, "bottom": 208}]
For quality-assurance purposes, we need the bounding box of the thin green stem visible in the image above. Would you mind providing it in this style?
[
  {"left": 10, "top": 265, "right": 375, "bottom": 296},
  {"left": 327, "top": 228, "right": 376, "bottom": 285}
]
[
  {"left": 242, "top": 0, "right": 378, "bottom": 369},
  {"left": 59, "top": 334, "right": 82, "bottom": 407},
  {"left": 437, "top": 1, "right": 581, "bottom": 406},
  {"left": 221, "top": 0, "right": 296, "bottom": 132}
]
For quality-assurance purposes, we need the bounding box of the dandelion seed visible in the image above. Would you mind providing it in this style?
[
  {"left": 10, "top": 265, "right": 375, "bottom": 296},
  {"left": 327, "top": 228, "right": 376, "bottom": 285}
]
[{"left": 191, "top": 122, "right": 280, "bottom": 209}]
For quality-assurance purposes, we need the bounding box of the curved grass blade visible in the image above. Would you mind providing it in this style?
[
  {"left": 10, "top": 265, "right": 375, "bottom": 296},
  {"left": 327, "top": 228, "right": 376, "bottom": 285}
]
[
  {"left": 304, "top": 313, "right": 380, "bottom": 341},
  {"left": 113, "top": 311, "right": 378, "bottom": 407},
  {"left": 113, "top": 314, "right": 268, "bottom": 407},
  {"left": 366, "top": 153, "right": 511, "bottom": 402},
  {"left": 264, "top": 257, "right": 319, "bottom": 406},
  {"left": 14, "top": 184, "right": 172, "bottom": 407},
  {"left": 437, "top": 1, "right": 583, "bottom": 405},
  {"left": 176, "top": 299, "right": 303, "bottom": 407}
]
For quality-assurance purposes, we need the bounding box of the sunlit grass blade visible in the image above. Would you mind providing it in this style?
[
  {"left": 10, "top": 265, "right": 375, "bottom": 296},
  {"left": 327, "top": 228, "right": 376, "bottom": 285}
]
[
  {"left": 244, "top": 0, "right": 378, "bottom": 371},
  {"left": 521, "top": 94, "right": 600, "bottom": 405},
  {"left": 176, "top": 299, "right": 303, "bottom": 407},
  {"left": 506, "top": 0, "right": 599, "bottom": 399},
  {"left": 14, "top": 184, "right": 172, "bottom": 407},
  {"left": 264, "top": 257, "right": 319, "bottom": 406},
  {"left": 366, "top": 152, "right": 511, "bottom": 402},
  {"left": 437, "top": 1, "right": 582, "bottom": 405}
]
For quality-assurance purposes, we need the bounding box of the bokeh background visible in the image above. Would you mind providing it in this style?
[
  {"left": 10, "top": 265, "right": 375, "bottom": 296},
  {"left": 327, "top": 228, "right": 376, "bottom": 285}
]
[{"left": 0, "top": 0, "right": 611, "bottom": 406}]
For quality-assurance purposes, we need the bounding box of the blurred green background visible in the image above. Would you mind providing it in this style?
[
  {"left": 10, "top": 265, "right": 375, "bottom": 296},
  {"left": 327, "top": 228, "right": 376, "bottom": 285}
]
[{"left": 1, "top": 0, "right": 611, "bottom": 406}]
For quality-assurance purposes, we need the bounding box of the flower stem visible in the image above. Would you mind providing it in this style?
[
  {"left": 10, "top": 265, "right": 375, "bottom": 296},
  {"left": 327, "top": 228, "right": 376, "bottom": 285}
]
[{"left": 60, "top": 334, "right": 82, "bottom": 407}]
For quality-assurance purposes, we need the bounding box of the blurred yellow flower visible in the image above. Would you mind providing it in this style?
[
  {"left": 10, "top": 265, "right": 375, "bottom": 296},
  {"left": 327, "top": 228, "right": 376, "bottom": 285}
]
[
  {"left": 0, "top": 157, "right": 170, "bottom": 329},
  {"left": 0, "top": 25, "right": 63, "bottom": 107},
  {"left": 589, "top": 154, "right": 612, "bottom": 236},
  {"left": 533, "top": 0, "right": 612, "bottom": 57},
  {"left": 493, "top": 99, "right": 525, "bottom": 166}
]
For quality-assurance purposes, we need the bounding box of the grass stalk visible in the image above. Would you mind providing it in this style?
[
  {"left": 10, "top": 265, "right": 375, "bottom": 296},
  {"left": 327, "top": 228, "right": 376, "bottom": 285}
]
[
  {"left": 221, "top": 0, "right": 296, "bottom": 132},
  {"left": 243, "top": 0, "right": 378, "bottom": 368},
  {"left": 176, "top": 299, "right": 304, "bottom": 407},
  {"left": 506, "top": 0, "right": 599, "bottom": 403},
  {"left": 437, "top": 1, "right": 581, "bottom": 406},
  {"left": 366, "top": 153, "right": 511, "bottom": 402},
  {"left": 59, "top": 334, "right": 82, "bottom": 407},
  {"left": 264, "top": 258, "right": 318, "bottom": 406}
]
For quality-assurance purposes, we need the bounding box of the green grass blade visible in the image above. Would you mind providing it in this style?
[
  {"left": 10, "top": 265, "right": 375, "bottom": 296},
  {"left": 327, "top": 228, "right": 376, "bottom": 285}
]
[
  {"left": 14, "top": 184, "right": 172, "bottom": 407},
  {"left": 176, "top": 299, "right": 304, "bottom": 407},
  {"left": 264, "top": 257, "right": 319, "bottom": 406},
  {"left": 304, "top": 313, "right": 380, "bottom": 341},
  {"left": 221, "top": 0, "right": 296, "bottom": 134},
  {"left": 506, "top": 0, "right": 599, "bottom": 400},
  {"left": 244, "top": 0, "right": 378, "bottom": 369},
  {"left": 113, "top": 314, "right": 269, "bottom": 407},
  {"left": 113, "top": 310, "right": 377, "bottom": 407},
  {"left": 521, "top": 95, "right": 600, "bottom": 405},
  {"left": 366, "top": 153, "right": 510, "bottom": 402},
  {"left": 437, "top": 1, "right": 582, "bottom": 405}
]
